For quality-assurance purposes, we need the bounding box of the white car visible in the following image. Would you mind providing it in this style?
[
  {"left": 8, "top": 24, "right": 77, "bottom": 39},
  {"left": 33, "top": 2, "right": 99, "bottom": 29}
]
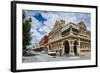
[{"left": 48, "top": 51, "right": 56, "bottom": 56}]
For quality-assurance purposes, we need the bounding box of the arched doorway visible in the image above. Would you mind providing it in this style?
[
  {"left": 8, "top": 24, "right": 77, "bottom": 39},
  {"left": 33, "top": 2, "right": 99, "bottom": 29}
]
[
  {"left": 64, "top": 40, "right": 69, "bottom": 54},
  {"left": 74, "top": 40, "right": 78, "bottom": 55}
]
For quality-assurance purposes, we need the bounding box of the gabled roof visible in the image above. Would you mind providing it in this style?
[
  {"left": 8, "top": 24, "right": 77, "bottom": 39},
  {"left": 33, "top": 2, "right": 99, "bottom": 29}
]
[{"left": 61, "top": 22, "right": 79, "bottom": 32}]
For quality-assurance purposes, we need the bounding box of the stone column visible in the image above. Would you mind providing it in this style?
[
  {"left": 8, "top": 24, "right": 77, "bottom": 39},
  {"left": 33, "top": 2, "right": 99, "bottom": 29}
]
[
  {"left": 69, "top": 40, "right": 74, "bottom": 56},
  {"left": 77, "top": 39, "right": 80, "bottom": 55},
  {"left": 61, "top": 42, "right": 64, "bottom": 55},
  {"left": 69, "top": 45, "right": 75, "bottom": 56}
]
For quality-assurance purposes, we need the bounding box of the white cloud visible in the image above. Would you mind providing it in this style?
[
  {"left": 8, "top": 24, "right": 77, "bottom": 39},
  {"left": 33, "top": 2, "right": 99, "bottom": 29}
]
[
  {"left": 31, "top": 17, "right": 42, "bottom": 30},
  {"left": 31, "top": 29, "right": 43, "bottom": 44},
  {"left": 26, "top": 11, "right": 91, "bottom": 46},
  {"left": 30, "top": 17, "right": 45, "bottom": 45},
  {"left": 42, "top": 12, "right": 60, "bottom": 31},
  {"left": 87, "top": 26, "right": 91, "bottom": 31}
]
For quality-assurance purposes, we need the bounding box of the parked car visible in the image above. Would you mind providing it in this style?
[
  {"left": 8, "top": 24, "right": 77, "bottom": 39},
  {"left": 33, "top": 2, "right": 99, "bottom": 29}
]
[
  {"left": 23, "top": 49, "right": 28, "bottom": 56},
  {"left": 41, "top": 51, "right": 46, "bottom": 54},
  {"left": 48, "top": 51, "right": 57, "bottom": 56}
]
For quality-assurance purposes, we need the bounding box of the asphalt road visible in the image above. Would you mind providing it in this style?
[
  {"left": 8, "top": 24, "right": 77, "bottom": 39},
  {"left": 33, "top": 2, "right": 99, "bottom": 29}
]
[{"left": 22, "top": 51, "right": 91, "bottom": 63}]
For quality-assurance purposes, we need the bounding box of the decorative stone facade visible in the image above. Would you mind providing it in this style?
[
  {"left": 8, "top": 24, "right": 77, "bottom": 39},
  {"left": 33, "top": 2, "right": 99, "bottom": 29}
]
[{"left": 48, "top": 20, "right": 91, "bottom": 56}]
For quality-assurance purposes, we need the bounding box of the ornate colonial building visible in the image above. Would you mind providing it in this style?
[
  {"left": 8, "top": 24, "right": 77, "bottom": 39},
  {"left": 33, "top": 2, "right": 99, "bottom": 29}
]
[{"left": 48, "top": 20, "right": 91, "bottom": 56}]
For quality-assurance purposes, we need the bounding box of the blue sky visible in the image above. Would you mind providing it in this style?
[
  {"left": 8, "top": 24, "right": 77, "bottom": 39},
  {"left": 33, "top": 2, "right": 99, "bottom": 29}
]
[{"left": 24, "top": 10, "right": 91, "bottom": 48}]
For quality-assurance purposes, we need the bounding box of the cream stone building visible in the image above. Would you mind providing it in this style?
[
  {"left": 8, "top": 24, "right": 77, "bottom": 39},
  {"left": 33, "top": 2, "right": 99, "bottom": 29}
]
[{"left": 48, "top": 20, "right": 91, "bottom": 56}]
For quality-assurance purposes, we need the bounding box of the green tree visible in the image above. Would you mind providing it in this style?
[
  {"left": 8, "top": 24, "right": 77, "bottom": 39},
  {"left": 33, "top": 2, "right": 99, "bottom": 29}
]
[{"left": 22, "top": 11, "right": 32, "bottom": 50}]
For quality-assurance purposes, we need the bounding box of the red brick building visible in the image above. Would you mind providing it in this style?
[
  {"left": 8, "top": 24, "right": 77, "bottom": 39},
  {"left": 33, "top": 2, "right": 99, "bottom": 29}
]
[{"left": 39, "top": 35, "right": 48, "bottom": 48}]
